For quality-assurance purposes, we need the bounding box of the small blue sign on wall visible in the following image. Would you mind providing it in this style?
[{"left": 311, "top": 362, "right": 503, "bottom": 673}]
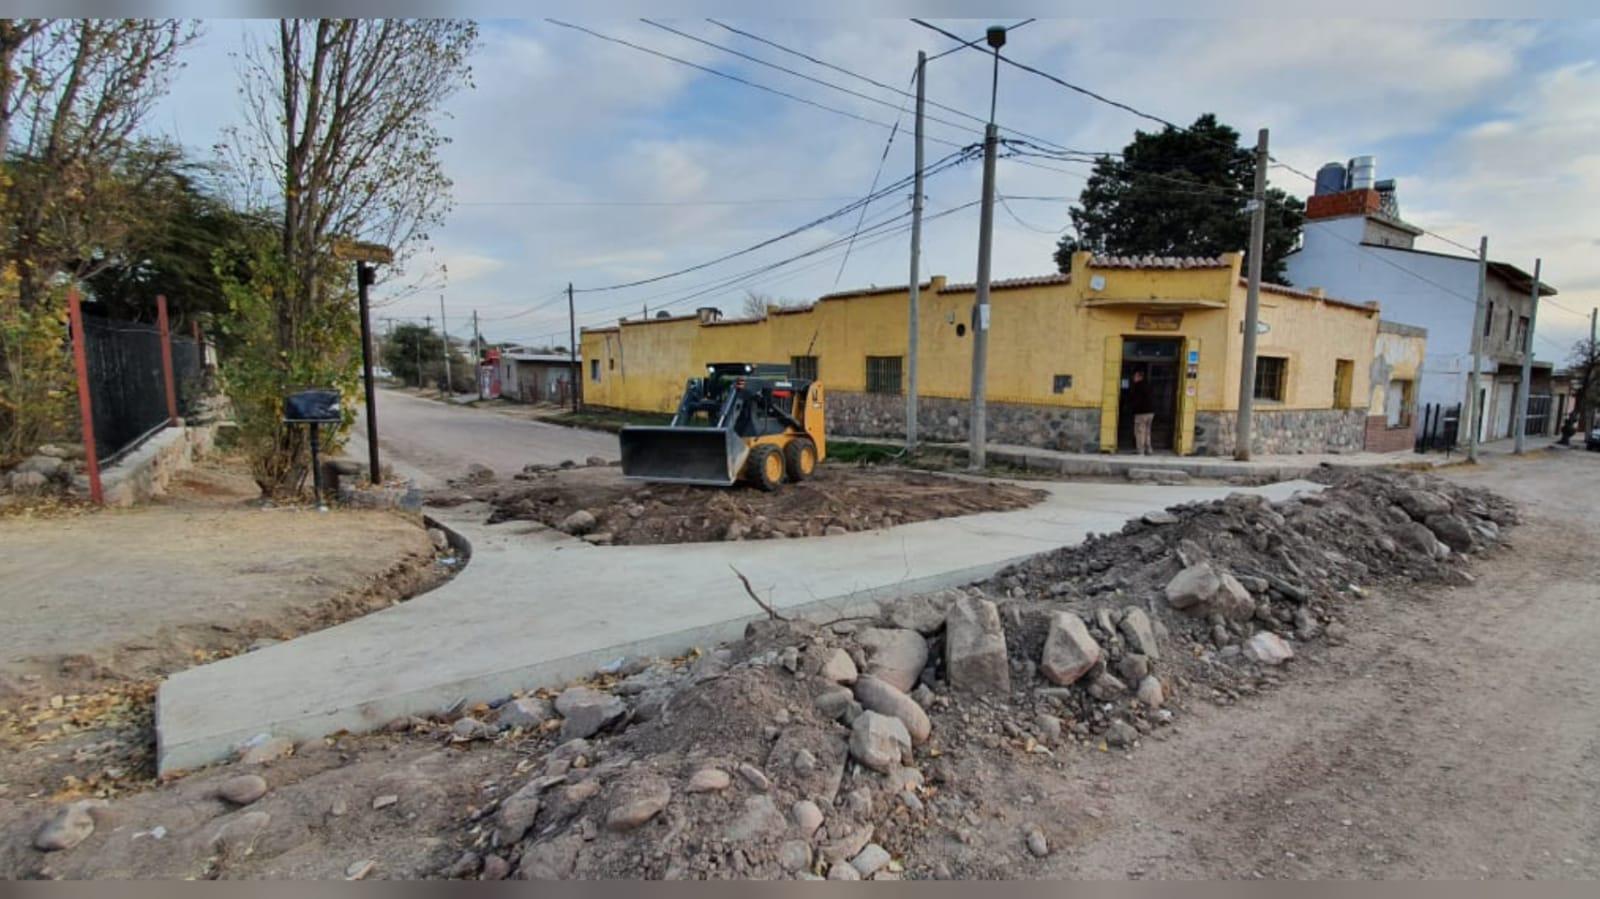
[{"left": 1187, "top": 349, "right": 1200, "bottom": 364}]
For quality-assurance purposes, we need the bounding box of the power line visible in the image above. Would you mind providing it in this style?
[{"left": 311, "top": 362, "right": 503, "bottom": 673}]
[
  {"left": 834, "top": 61, "right": 915, "bottom": 286},
  {"left": 570, "top": 143, "right": 980, "bottom": 294},
  {"left": 455, "top": 196, "right": 862, "bottom": 207},
  {"left": 640, "top": 19, "right": 974, "bottom": 149},
  {"left": 997, "top": 193, "right": 1066, "bottom": 235},
  {"left": 925, "top": 17, "right": 1036, "bottom": 62},
  {"left": 545, "top": 19, "right": 949, "bottom": 144},
  {"left": 703, "top": 18, "right": 1082, "bottom": 156}
]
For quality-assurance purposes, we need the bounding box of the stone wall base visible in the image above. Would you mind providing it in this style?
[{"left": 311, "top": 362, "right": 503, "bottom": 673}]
[
  {"left": 826, "top": 391, "right": 1102, "bottom": 454},
  {"left": 70, "top": 397, "right": 229, "bottom": 506},
  {"left": 1363, "top": 415, "right": 1415, "bottom": 453},
  {"left": 1194, "top": 408, "right": 1368, "bottom": 456}
]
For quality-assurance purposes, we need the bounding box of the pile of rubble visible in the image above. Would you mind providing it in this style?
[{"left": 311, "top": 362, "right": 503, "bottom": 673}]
[
  {"left": 388, "top": 469, "right": 1513, "bottom": 879},
  {"left": 0, "top": 444, "right": 86, "bottom": 508}
]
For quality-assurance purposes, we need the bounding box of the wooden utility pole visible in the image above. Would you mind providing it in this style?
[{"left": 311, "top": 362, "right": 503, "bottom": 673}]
[
  {"left": 969, "top": 26, "right": 1006, "bottom": 471},
  {"left": 1233, "top": 128, "right": 1270, "bottom": 461},
  {"left": 1514, "top": 258, "right": 1541, "bottom": 454},
  {"left": 1467, "top": 236, "right": 1489, "bottom": 462},
  {"left": 439, "top": 295, "right": 452, "bottom": 399},
  {"left": 906, "top": 50, "right": 926, "bottom": 452},
  {"left": 568, "top": 283, "right": 580, "bottom": 412}
]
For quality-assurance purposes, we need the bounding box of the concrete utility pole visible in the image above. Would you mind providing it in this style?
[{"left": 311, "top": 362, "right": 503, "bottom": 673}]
[
  {"left": 420, "top": 314, "right": 431, "bottom": 389},
  {"left": 969, "top": 26, "right": 1005, "bottom": 471},
  {"left": 473, "top": 309, "right": 483, "bottom": 400},
  {"left": 439, "top": 295, "right": 453, "bottom": 400},
  {"left": 1233, "top": 128, "right": 1270, "bottom": 462},
  {"left": 1514, "top": 258, "right": 1541, "bottom": 454},
  {"left": 1467, "top": 236, "right": 1489, "bottom": 462},
  {"left": 906, "top": 49, "right": 926, "bottom": 452},
  {"left": 567, "top": 283, "right": 580, "bottom": 412}
]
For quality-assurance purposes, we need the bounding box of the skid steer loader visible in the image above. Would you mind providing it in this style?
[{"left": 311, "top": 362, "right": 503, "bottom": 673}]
[{"left": 618, "top": 362, "right": 826, "bottom": 490}]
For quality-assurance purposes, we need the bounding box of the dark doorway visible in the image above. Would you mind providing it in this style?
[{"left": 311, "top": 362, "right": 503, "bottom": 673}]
[{"left": 1118, "top": 338, "right": 1181, "bottom": 452}]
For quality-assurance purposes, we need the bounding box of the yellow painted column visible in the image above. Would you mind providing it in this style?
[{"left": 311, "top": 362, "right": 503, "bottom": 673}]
[
  {"left": 1175, "top": 336, "right": 1201, "bottom": 456},
  {"left": 1099, "top": 335, "right": 1122, "bottom": 453}
]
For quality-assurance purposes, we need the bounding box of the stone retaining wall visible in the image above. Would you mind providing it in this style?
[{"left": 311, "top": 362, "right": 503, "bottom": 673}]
[
  {"left": 1194, "top": 408, "right": 1368, "bottom": 456},
  {"left": 826, "top": 391, "right": 1102, "bottom": 454}
]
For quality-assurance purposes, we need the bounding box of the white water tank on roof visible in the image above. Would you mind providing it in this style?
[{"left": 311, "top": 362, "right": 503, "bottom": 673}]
[{"left": 1347, "top": 155, "right": 1376, "bottom": 190}]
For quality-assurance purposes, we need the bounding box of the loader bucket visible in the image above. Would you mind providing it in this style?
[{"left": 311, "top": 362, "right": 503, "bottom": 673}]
[{"left": 618, "top": 425, "right": 749, "bottom": 486}]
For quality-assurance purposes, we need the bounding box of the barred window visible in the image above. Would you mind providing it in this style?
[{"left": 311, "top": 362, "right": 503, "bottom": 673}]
[
  {"left": 790, "top": 355, "right": 818, "bottom": 381},
  {"left": 1254, "top": 356, "right": 1287, "bottom": 402},
  {"left": 865, "top": 356, "right": 903, "bottom": 394}
]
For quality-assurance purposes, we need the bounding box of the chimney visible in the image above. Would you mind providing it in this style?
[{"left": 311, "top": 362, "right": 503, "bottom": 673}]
[{"left": 696, "top": 306, "right": 723, "bottom": 324}]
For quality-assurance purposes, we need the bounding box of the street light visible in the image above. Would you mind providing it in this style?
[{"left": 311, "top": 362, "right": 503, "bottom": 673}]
[{"left": 332, "top": 238, "right": 394, "bottom": 485}]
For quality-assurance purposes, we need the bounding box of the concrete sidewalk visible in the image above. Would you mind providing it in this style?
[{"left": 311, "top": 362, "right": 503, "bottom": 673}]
[{"left": 155, "top": 476, "right": 1318, "bottom": 773}]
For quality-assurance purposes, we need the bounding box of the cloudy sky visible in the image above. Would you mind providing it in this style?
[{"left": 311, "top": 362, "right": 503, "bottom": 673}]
[{"left": 148, "top": 17, "right": 1600, "bottom": 361}]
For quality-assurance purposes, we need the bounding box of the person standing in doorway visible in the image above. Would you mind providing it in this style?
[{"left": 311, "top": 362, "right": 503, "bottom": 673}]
[{"left": 1129, "top": 369, "right": 1155, "bottom": 455}]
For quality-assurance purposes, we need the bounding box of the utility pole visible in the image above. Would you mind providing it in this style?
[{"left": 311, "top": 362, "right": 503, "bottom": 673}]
[
  {"left": 969, "top": 25, "right": 1005, "bottom": 471},
  {"left": 1588, "top": 307, "right": 1598, "bottom": 433},
  {"left": 906, "top": 49, "right": 926, "bottom": 453},
  {"left": 1233, "top": 128, "right": 1270, "bottom": 461},
  {"left": 1467, "top": 236, "right": 1489, "bottom": 462},
  {"left": 1514, "top": 258, "right": 1541, "bottom": 454},
  {"left": 472, "top": 309, "right": 483, "bottom": 400},
  {"left": 567, "top": 283, "right": 580, "bottom": 412},
  {"left": 356, "top": 262, "right": 381, "bottom": 482},
  {"left": 439, "top": 295, "right": 452, "bottom": 400},
  {"left": 419, "top": 314, "right": 431, "bottom": 389}
]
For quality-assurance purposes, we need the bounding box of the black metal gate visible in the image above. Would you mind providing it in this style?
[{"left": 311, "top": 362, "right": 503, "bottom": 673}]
[
  {"left": 82, "top": 316, "right": 170, "bottom": 464},
  {"left": 1415, "top": 402, "right": 1461, "bottom": 454},
  {"left": 1525, "top": 394, "right": 1551, "bottom": 437}
]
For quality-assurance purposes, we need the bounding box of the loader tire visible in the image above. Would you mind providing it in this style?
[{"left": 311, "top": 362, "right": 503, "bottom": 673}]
[
  {"left": 784, "top": 438, "right": 817, "bottom": 482},
  {"left": 748, "top": 444, "right": 784, "bottom": 491}
]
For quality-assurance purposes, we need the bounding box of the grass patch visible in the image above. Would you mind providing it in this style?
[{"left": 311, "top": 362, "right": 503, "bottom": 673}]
[{"left": 825, "top": 440, "right": 908, "bottom": 465}]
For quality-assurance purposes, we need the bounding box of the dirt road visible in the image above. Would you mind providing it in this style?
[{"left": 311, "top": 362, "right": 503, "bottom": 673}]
[
  {"left": 1042, "top": 448, "right": 1600, "bottom": 878},
  {"left": 350, "top": 388, "right": 617, "bottom": 487}
]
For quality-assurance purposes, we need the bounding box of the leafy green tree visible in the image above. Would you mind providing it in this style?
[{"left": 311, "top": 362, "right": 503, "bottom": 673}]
[
  {"left": 383, "top": 322, "right": 442, "bottom": 388},
  {"left": 1053, "top": 114, "right": 1305, "bottom": 283}
]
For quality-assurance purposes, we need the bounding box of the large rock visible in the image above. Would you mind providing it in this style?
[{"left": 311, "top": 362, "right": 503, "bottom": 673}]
[
  {"left": 818, "top": 648, "right": 858, "bottom": 684},
  {"left": 34, "top": 800, "right": 104, "bottom": 852},
  {"left": 1394, "top": 520, "right": 1445, "bottom": 557},
  {"left": 1397, "top": 489, "right": 1452, "bottom": 521},
  {"left": 848, "top": 711, "right": 911, "bottom": 773},
  {"left": 852, "top": 675, "right": 931, "bottom": 744},
  {"left": 1039, "top": 612, "right": 1100, "bottom": 686},
  {"left": 1119, "top": 607, "right": 1160, "bottom": 660},
  {"left": 497, "top": 697, "right": 554, "bottom": 730},
  {"left": 555, "top": 686, "right": 626, "bottom": 740},
  {"left": 218, "top": 774, "right": 269, "bottom": 806},
  {"left": 496, "top": 781, "right": 544, "bottom": 844},
  {"left": 944, "top": 595, "right": 1010, "bottom": 694},
  {"left": 885, "top": 591, "right": 955, "bottom": 634},
  {"left": 1165, "top": 562, "right": 1221, "bottom": 613},
  {"left": 686, "top": 768, "right": 731, "bottom": 793},
  {"left": 16, "top": 455, "right": 62, "bottom": 478},
  {"left": 560, "top": 510, "right": 597, "bottom": 535},
  {"left": 724, "top": 794, "right": 787, "bottom": 843},
  {"left": 605, "top": 775, "right": 671, "bottom": 831},
  {"left": 1243, "top": 631, "right": 1295, "bottom": 666},
  {"left": 855, "top": 628, "right": 928, "bottom": 694},
  {"left": 1424, "top": 513, "right": 1476, "bottom": 553},
  {"left": 1214, "top": 572, "right": 1257, "bottom": 621}
]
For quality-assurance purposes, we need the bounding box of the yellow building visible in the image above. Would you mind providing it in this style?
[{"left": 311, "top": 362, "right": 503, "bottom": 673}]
[{"left": 581, "top": 251, "right": 1405, "bottom": 456}]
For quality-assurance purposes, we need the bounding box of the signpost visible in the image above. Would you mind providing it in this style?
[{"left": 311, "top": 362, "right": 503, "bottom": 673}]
[{"left": 332, "top": 239, "right": 394, "bottom": 485}]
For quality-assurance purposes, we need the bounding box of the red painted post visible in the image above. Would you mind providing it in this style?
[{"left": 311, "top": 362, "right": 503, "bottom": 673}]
[
  {"left": 157, "top": 294, "right": 178, "bottom": 424},
  {"left": 67, "top": 289, "right": 104, "bottom": 506}
]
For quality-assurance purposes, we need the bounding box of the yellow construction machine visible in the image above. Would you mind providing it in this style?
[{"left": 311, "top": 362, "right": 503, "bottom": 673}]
[{"left": 618, "top": 362, "right": 826, "bottom": 490}]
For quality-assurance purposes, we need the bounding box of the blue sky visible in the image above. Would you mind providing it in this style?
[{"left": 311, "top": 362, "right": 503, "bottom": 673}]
[{"left": 148, "top": 17, "right": 1600, "bottom": 361}]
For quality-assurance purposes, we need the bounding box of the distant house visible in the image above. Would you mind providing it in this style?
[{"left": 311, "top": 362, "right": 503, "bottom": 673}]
[
  {"left": 496, "top": 349, "right": 581, "bottom": 405},
  {"left": 1284, "top": 156, "right": 1558, "bottom": 443}
]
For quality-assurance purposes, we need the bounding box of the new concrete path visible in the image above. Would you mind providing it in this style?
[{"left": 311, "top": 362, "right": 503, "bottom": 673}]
[{"left": 155, "top": 477, "right": 1318, "bottom": 773}]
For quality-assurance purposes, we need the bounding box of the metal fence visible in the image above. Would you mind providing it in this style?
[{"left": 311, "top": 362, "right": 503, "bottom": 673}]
[
  {"left": 81, "top": 316, "right": 171, "bottom": 465},
  {"left": 1415, "top": 402, "right": 1461, "bottom": 455},
  {"left": 171, "top": 334, "right": 205, "bottom": 416}
]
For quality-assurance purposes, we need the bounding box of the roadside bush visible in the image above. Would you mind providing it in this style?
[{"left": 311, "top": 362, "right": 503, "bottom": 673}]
[
  {"left": 215, "top": 236, "right": 360, "bottom": 497},
  {"left": 0, "top": 266, "right": 76, "bottom": 464}
]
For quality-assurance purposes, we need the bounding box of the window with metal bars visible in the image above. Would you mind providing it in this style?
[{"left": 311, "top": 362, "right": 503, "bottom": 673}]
[
  {"left": 790, "top": 355, "right": 818, "bottom": 381},
  {"left": 865, "top": 356, "right": 903, "bottom": 394},
  {"left": 1253, "top": 356, "right": 1287, "bottom": 402}
]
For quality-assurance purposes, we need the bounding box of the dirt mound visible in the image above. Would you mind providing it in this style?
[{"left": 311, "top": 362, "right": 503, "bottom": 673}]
[{"left": 476, "top": 466, "right": 1044, "bottom": 545}]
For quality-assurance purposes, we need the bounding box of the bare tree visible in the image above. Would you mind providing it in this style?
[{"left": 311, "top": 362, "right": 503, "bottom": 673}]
[
  {"left": 1570, "top": 336, "right": 1600, "bottom": 432},
  {"left": 740, "top": 290, "right": 808, "bottom": 319},
  {"left": 0, "top": 19, "right": 198, "bottom": 307}
]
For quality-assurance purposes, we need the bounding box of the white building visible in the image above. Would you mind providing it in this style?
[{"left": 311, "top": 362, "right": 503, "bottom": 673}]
[{"left": 1284, "top": 159, "right": 1556, "bottom": 443}]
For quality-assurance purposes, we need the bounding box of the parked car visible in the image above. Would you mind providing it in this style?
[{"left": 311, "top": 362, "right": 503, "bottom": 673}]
[{"left": 1587, "top": 426, "right": 1600, "bottom": 451}]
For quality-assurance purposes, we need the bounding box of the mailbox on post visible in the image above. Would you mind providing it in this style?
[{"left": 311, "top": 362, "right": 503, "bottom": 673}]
[{"left": 284, "top": 389, "right": 343, "bottom": 510}]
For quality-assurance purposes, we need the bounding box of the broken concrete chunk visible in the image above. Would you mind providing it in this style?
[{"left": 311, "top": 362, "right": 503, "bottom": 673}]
[
  {"left": 497, "top": 696, "right": 554, "bottom": 730},
  {"left": 1039, "top": 611, "right": 1100, "bottom": 686},
  {"left": 554, "top": 685, "right": 626, "bottom": 740},
  {"left": 724, "top": 794, "right": 787, "bottom": 843},
  {"left": 1397, "top": 489, "right": 1452, "bottom": 521},
  {"left": 848, "top": 710, "right": 912, "bottom": 773},
  {"left": 1215, "top": 572, "right": 1257, "bottom": 621},
  {"left": 1165, "top": 562, "right": 1221, "bottom": 613},
  {"left": 852, "top": 674, "right": 932, "bottom": 744},
  {"left": 1119, "top": 607, "right": 1160, "bottom": 660},
  {"left": 1244, "top": 631, "right": 1295, "bottom": 666},
  {"left": 495, "top": 781, "right": 543, "bottom": 844},
  {"left": 1136, "top": 675, "right": 1165, "bottom": 709},
  {"left": 818, "top": 648, "right": 859, "bottom": 684},
  {"left": 885, "top": 590, "right": 954, "bottom": 634},
  {"left": 944, "top": 594, "right": 1011, "bottom": 694},
  {"left": 34, "top": 799, "right": 105, "bottom": 852},
  {"left": 855, "top": 627, "right": 928, "bottom": 694},
  {"left": 605, "top": 775, "right": 671, "bottom": 831},
  {"left": 1423, "top": 513, "right": 1475, "bottom": 552}
]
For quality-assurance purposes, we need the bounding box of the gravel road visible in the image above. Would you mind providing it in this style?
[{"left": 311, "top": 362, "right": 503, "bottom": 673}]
[{"left": 348, "top": 388, "right": 618, "bottom": 487}]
